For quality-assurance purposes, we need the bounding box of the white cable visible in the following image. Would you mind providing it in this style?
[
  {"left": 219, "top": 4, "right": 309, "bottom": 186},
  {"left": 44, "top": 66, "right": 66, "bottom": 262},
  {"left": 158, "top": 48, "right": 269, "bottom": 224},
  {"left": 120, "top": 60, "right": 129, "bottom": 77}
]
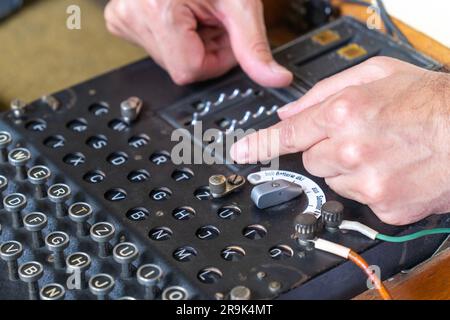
[
  {"left": 312, "top": 238, "right": 351, "bottom": 259},
  {"left": 339, "top": 220, "right": 379, "bottom": 240}
]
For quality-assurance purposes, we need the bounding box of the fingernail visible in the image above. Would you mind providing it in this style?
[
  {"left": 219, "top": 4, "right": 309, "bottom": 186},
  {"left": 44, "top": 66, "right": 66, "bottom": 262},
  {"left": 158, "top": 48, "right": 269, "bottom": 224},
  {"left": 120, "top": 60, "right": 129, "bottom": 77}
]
[
  {"left": 277, "top": 102, "right": 295, "bottom": 116},
  {"left": 270, "top": 61, "right": 291, "bottom": 76},
  {"left": 230, "top": 139, "right": 249, "bottom": 163}
]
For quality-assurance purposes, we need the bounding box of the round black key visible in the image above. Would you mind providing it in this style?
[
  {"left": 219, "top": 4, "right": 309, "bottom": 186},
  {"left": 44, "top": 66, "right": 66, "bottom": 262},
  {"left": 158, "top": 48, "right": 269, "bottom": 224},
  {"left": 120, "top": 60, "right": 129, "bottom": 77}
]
[
  {"left": 162, "top": 286, "right": 189, "bottom": 300},
  {"left": 86, "top": 135, "right": 108, "bottom": 150},
  {"left": 243, "top": 224, "right": 267, "bottom": 240},
  {"left": 149, "top": 227, "right": 172, "bottom": 241},
  {"left": 3, "top": 193, "right": 27, "bottom": 229},
  {"left": 196, "top": 225, "right": 220, "bottom": 240},
  {"left": 68, "top": 202, "right": 93, "bottom": 237},
  {"left": 217, "top": 205, "right": 241, "bottom": 220},
  {"left": 67, "top": 119, "right": 88, "bottom": 133},
  {"left": 0, "top": 240, "right": 23, "bottom": 281},
  {"left": 23, "top": 212, "right": 48, "bottom": 248},
  {"left": 173, "top": 247, "right": 197, "bottom": 262},
  {"left": 26, "top": 119, "right": 47, "bottom": 132},
  {"left": 66, "top": 252, "right": 91, "bottom": 290},
  {"left": 40, "top": 283, "right": 66, "bottom": 301},
  {"left": 63, "top": 153, "right": 86, "bottom": 167},
  {"left": 104, "top": 188, "right": 127, "bottom": 202},
  {"left": 128, "top": 135, "right": 149, "bottom": 149},
  {"left": 194, "top": 187, "right": 212, "bottom": 201},
  {"left": 126, "top": 208, "right": 149, "bottom": 222},
  {"left": 113, "top": 242, "right": 139, "bottom": 279},
  {"left": 28, "top": 165, "right": 51, "bottom": 199},
  {"left": 44, "top": 135, "right": 66, "bottom": 149},
  {"left": 18, "top": 261, "right": 44, "bottom": 300},
  {"left": 197, "top": 267, "right": 223, "bottom": 284},
  {"left": 90, "top": 222, "right": 115, "bottom": 258},
  {"left": 0, "top": 131, "right": 12, "bottom": 163},
  {"left": 108, "top": 119, "right": 129, "bottom": 132},
  {"left": 89, "top": 274, "right": 115, "bottom": 300},
  {"left": 45, "top": 231, "right": 70, "bottom": 269},
  {"left": 128, "top": 170, "right": 150, "bottom": 183},
  {"left": 269, "top": 245, "right": 294, "bottom": 260},
  {"left": 149, "top": 188, "right": 172, "bottom": 201},
  {"left": 172, "top": 207, "right": 195, "bottom": 221},
  {"left": 83, "top": 170, "right": 105, "bottom": 184},
  {"left": 48, "top": 184, "right": 71, "bottom": 218},
  {"left": 171, "top": 169, "right": 194, "bottom": 182},
  {"left": 8, "top": 148, "right": 31, "bottom": 181},
  {"left": 137, "top": 264, "right": 163, "bottom": 300},
  {"left": 107, "top": 152, "right": 128, "bottom": 166},
  {"left": 221, "top": 246, "right": 246, "bottom": 262},
  {"left": 89, "top": 103, "right": 109, "bottom": 117},
  {"left": 150, "top": 151, "right": 171, "bottom": 165}
]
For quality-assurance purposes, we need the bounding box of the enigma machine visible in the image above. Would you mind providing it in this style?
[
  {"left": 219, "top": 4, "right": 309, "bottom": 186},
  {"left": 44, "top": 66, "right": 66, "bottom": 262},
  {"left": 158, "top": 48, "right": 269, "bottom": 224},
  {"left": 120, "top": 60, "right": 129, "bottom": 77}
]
[{"left": 0, "top": 17, "right": 448, "bottom": 300}]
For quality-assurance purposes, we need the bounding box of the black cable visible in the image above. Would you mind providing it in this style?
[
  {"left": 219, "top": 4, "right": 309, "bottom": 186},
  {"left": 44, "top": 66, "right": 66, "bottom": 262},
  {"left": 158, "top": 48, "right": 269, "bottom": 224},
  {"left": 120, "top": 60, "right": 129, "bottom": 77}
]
[{"left": 375, "top": 0, "right": 411, "bottom": 45}]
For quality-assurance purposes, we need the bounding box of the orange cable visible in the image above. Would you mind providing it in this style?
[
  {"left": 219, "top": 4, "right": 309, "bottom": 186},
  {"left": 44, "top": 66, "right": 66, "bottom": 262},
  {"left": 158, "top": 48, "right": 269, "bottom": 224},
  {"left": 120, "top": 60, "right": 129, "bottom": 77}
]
[{"left": 348, "top": 250, "right": 393, "bottom": 300}]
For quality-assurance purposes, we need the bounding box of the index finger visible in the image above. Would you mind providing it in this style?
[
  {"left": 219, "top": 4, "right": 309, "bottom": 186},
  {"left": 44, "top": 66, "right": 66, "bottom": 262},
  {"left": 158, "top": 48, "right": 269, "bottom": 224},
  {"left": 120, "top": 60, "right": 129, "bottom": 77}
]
[{"left": 230, "top": 102, "right": 327, "bottom": 164}]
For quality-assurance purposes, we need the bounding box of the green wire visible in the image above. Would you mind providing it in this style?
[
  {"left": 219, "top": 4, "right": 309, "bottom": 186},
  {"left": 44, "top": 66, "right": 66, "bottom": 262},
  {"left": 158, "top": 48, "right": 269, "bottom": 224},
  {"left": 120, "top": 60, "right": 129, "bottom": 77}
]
[{"left": 376, "top": 228, "right": 450, "bottom": 243}]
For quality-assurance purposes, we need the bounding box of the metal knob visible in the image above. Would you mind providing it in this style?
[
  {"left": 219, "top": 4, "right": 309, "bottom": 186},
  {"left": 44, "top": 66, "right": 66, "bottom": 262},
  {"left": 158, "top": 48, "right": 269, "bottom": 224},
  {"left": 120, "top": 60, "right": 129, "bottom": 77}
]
[
  {"left": 8, "top": 148, "right": 31, "bottom": 181},
  {"left": 113, "top": 242, "right": 139, "bottom": 279},
  {"left": 23, "top": 212, "right": 48, "bottom": 248},
  {"left": 90, "top": 222, "right": 115, "bottom": 258},
  {"left": 137, "top": 264, "right": 163, "bottom": 300},
  {"left": 68, "top": 202, "right": 93, "bottom": 237},
  {"left": 89, "top": 273, "right": 115, "bottom": 300},
  {"left": 120, "top": 97, "right": 143, "bottom": 124},
  {"left": 48, "top": 183, "right": 71, "bottom": 218},
  {"left": 0, "top": 241, "right": 23, "bottom": 281},
  {"left": 27, "top": 165, "right": 51, "bottom": 199},
  {"left": 18, "top": 261, "right": 44, "bottom": 300},
  {"left": 45, "top": 231, "right": 70, "bottom": 269},
  {"left": 3, "top": 193, "right": 27, "bottom": 229},
  {"left": 40, "top": 283, "right": 66, "bottom": 301}
]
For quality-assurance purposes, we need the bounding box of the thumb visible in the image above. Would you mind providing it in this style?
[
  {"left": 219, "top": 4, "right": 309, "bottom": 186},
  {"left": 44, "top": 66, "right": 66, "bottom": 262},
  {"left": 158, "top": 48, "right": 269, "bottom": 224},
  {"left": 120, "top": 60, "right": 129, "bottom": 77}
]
[{"left": 218, "top": 0, "right": 293, "bottom": 88}]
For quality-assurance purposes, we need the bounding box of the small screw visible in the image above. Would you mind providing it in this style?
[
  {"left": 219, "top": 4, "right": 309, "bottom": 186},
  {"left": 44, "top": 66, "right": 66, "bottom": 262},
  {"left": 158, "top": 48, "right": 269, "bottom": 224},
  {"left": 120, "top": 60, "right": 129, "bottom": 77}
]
[
  {"left": 269, "top": 281, "right": 281, "bottom": 293},
  {"left": 215, "top": 292, "right": 225, "bottom": 300},
  {"left": 228, "top": 174, "right": 244, "bottom": 186},
  {"left": 256, "top": 271, "right": 267, "bottom": 280}
]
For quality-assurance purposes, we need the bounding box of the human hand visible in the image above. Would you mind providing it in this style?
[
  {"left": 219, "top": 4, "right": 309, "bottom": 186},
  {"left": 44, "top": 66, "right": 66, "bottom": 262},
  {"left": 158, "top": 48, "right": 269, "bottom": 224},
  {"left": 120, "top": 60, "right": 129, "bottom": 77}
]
[
  {"left": 104, "top": 0, "right": 293, "bottom": 87},
  {"left": 230, "top": 56, "right": 450, "bottom": 225}
]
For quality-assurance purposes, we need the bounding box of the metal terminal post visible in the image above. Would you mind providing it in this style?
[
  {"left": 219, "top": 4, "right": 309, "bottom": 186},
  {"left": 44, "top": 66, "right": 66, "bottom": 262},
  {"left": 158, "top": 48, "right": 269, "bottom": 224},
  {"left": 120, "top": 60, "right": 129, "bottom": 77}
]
[
  {"left": 120, "top": 96, "right": 143, "bottom": 124},
  {"left": 209, "top": 174, "right": 246, "bottom": 198},
  {"left": 10, "top": 99, "right": 27, "bottom": 120}
]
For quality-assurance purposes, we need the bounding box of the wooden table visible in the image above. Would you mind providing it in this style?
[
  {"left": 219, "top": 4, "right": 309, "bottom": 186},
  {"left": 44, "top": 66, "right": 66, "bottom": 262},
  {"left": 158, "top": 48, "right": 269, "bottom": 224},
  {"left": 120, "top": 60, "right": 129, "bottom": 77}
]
[{"left": 355, "top": 248, "right": 450, "bottom": 300}]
